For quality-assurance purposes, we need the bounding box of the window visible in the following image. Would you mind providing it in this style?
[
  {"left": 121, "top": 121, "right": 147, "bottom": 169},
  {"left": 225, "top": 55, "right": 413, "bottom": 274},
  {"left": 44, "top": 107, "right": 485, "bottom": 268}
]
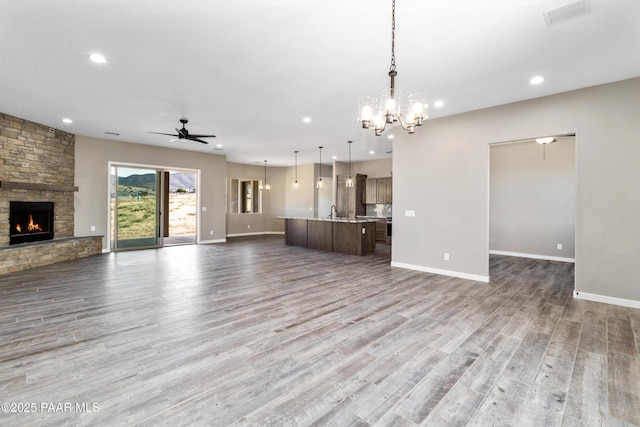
[{"left": 230, "top": 179, "right": 262, "bottom": 213}]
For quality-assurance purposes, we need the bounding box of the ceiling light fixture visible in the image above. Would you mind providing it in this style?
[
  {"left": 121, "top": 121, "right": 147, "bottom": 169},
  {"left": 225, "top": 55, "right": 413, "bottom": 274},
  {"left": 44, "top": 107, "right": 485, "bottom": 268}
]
[
  {"left": 434, "top": 100, "right": 445, "bottom": 108},
  {"left": 303, "top": 117, "right": 311, "bottom": 123},
  {"left": 346, "top": 141, "right": 354, "bottom": 188},
  {"left": 536, "top": 137, "right": 555, "bottom": 144},
  {"left": 359, "top": 0, "right": 427, "bottom": 136},
  {"left": 536, "top": 136, "right": 556, "bottom": 159},
  {"left": 293, "top": 151, "right": 300, "bottom": 191},
  {"left": 316, "top": 146, "right": 324, "bottom": 189},
  {"left": 89, "top": 53, "right": 107, "bottom": 64},
  {"left": 62, "top": 118, "right": 72, "bottom": 124},
  {"left": 259, "top": 160, "right": 271, "bottom": 191},
  {"left": 530, "top": 76, "right": 545, "bottom": 85}
]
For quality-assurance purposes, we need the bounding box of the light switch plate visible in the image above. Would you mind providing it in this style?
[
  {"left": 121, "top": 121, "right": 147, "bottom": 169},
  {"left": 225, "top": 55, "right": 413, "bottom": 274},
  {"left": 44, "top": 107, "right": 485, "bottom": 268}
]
[{"left": 405, "top": 210, "right": 416, "bottom": 217}]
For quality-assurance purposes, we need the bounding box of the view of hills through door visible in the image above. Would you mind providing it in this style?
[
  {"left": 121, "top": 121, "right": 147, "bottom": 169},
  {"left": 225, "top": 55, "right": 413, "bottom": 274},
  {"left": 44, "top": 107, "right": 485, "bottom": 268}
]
[{"left": 163, "top": 170, "right": 197, "bottom": 246}]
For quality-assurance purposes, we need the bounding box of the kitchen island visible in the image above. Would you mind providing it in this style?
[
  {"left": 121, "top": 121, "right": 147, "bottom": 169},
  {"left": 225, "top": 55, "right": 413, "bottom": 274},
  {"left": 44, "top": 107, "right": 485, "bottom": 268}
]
[{"left": 279, "top": 217, "right": 377, "bottom": 256}]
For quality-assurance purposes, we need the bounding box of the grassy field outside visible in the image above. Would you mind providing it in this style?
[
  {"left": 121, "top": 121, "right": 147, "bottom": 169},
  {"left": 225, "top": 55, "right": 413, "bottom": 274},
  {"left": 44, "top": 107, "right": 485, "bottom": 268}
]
[{"left": 114, "top": 192, "right": 196, "bottom": 240}]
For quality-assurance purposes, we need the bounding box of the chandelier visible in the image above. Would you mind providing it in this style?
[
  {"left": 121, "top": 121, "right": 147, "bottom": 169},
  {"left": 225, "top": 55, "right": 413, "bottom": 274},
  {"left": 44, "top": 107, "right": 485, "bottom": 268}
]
[{"left": 359, "top": 0, "right": 427, "bottom": 136}]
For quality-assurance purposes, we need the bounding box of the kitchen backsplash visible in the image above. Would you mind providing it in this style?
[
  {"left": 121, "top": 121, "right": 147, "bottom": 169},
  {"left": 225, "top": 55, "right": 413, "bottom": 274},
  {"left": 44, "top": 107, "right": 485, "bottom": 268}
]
[{"left": 366, "top": 204, "right": 392, "bottom": 217}]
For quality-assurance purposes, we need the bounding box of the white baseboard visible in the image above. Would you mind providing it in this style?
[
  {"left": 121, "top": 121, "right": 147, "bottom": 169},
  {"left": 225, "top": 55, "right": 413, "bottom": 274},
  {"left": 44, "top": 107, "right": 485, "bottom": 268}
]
[
  {"left": 489, "top": 250, "right": 575, "bottom": 263},
  {"left": 573, "top": 290, "right": 640, "bottom": 309},
  {"left": 199, "top": 238, "right": 227, "bottom": 244},
  {"left": 390, "top": 261, "right": 490, "bottom": 283},
  {"left": 226, "top": 231, "right": 285, "bottom": 238}
]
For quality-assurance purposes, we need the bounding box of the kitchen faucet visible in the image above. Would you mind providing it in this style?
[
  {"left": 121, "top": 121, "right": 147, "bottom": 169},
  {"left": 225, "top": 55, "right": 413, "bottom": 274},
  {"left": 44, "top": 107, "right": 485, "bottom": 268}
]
[{"left": 330, "top": 205, "right": 338, "bottom": 219}]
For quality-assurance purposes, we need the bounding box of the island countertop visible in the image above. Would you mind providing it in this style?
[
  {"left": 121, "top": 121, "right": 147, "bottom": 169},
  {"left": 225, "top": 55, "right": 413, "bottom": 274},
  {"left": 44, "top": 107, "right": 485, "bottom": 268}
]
[{"left": 277, "top": 216, "right": 378, "bottom": 223}]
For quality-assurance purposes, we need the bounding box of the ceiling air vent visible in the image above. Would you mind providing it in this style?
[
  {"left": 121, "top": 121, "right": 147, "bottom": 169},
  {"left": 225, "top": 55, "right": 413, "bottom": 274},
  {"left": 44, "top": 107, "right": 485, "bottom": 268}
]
[{"left": 543, "top": 0, "right": 591, "bottom": 27}]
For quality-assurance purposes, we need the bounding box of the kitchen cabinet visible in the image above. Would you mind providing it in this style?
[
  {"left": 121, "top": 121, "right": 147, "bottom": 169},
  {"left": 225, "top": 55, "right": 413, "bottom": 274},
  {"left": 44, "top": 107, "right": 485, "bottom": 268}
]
[
  {"left": 282, "top": 217, "right": 376, "bottom": 256},
  {"left": 364, "top": 179, "right": 377, "bottom": 204},
  {"left": 337, "top": 174, "right": 366, "bottom": 218},
  {"left": 363, "top": 177, "right": 393, "bottom": 204},
  {"left": 375, "top": 219, "right": 387, "bottom": 242}
]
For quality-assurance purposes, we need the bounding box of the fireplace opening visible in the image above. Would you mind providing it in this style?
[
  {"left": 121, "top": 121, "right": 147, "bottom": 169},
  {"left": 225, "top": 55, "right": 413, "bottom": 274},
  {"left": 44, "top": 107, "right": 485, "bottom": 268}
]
[{"left": 9, "top": 201, "right": 55, "bottom": 245}]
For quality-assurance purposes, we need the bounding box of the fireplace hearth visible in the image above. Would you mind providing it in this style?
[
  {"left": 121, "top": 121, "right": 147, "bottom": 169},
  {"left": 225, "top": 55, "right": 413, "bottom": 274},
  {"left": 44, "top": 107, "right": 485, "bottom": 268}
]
[{"left": 9, "top": 201, "right": 55, "bottom": 245}]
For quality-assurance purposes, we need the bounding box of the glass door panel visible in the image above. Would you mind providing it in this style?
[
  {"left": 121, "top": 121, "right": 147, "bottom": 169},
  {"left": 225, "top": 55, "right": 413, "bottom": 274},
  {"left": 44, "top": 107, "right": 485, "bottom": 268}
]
[{"left": 112, "top": 166, "right": 162, "bottom": 250}]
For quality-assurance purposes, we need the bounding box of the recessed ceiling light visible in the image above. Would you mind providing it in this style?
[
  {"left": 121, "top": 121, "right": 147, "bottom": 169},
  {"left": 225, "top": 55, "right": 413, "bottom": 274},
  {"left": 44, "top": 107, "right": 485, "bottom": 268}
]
[
  {"left": 89, "top": 53, "right": 107, "bottom": 64},
  {"left": 62, "top": 118, "right": 72, "bottom": 124},
  {"left": 369, "top": 150, "right": 375, "bottom": 155},
  {"left": 332, "top": 155, "right": 337, "bottom": 160},
  {"left": 216, "top": 143, "right": 223, "bottom": 148},
  {"left": 302, "top": 117, "right": 311, "bottom": 123},
  {"left": 387, "top": 134, "right": 394, "bottom": 140},
  {"left": 530, "top": 76, "right": 544, "bottom": 85},
  {"left": 434, "top": 100, "right": 445, "bottom": 108}
]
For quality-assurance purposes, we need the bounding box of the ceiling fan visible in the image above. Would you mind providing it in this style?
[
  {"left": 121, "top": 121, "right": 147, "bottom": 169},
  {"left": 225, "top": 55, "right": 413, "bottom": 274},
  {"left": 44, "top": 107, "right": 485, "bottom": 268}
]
[{"left": 148, "top": 118, "right": 216, "bottom": 144}]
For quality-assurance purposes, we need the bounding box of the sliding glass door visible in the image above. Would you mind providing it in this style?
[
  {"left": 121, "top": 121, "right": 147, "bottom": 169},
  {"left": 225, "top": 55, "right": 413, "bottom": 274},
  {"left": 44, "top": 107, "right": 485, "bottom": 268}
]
[{"left": 111, "top": 166, "right": 162, "bottom": 250}]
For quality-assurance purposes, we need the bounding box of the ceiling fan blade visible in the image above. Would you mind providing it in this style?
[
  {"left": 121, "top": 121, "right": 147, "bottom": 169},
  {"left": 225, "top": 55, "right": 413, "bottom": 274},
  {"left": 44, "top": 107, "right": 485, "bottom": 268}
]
[
  {"left": 189, "top": 137, "right": 210, "bottom": 144},
  {"left": 148, "top": 131, "right": 179, "bottom": 137},
  {"left": 188, "top": 133, "right": 216, "bottom": 138}
]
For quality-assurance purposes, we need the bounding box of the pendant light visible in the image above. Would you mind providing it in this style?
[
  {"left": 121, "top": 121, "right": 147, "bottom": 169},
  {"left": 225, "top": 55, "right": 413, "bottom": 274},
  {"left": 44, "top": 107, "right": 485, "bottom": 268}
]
[
  {"left": 345, "top": 141, "right": 354, "bottom": 188},
  {"left": 292, "top": 151, "right": 300, "bottom": 190},
  {"left": 259, "top": 160, "right": 270, "bottom": 191},
  {"left": 316, "top": 146, "right": 324, "bottom": 189},
  {"left": 358, "top": 0, "right": 427, "bottom": 136}
]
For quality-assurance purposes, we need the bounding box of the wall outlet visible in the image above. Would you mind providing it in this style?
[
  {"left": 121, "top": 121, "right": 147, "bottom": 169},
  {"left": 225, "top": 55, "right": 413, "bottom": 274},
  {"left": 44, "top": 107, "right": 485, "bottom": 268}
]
[
  {"left": 210, "top": 230, "right": 214, "bottom": 235},
  {"left": 557, "top": 243, "right": 563, "bottom": 250},
  {"left": 444, "top": 253, "right": 450, "bottom": 261},
  {"left": 90, "top": 225, "right": 96, "bottom": 232},
  {"left": 202, "top": 206, "right": 207, "bottom": 212},
  {"left": 247, "top": 224, "right": 251, "bottom": 229},
  {"left": 405, "top": 210, "right": 416, "bottom": 217},
  {"left": 362, "top": 227, "right": 366, "bottom": 234}
]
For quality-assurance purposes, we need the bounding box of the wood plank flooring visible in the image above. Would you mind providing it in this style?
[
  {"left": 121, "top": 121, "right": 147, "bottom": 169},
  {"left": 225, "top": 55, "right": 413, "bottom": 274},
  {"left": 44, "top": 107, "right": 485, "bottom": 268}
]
[{"left": 1, "top": 235, "right": 639, "bottom": 426}]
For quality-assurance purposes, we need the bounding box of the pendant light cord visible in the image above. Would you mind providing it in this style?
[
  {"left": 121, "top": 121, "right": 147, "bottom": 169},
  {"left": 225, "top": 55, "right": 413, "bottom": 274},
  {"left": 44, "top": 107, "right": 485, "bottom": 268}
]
[{"left": 390, "top": 0, "right": 396, "bottom": 73}]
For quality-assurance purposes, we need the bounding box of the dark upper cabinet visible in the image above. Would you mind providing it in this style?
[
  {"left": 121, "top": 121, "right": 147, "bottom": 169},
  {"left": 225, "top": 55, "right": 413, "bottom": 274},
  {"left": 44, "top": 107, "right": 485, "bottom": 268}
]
[{"left": 363, "top": 177, "right": 392, "bottom": 204}]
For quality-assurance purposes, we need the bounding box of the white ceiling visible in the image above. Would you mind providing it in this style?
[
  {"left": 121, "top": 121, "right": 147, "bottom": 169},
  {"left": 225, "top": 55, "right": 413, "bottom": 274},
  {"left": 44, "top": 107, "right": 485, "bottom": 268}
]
[{"left": 2, "top": 0, "right": 639, "bottom": 166}]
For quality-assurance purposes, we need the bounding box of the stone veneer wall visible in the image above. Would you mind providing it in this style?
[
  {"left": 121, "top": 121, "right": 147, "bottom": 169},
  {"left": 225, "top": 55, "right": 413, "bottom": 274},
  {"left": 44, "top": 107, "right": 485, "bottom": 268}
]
[{"left": 0, "top": 112, "right": 101, "bottom": 274}]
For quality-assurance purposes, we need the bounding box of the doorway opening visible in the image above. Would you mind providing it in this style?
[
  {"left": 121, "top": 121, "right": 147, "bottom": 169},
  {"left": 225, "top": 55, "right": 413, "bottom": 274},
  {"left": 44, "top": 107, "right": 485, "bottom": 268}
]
[
  {"left": 109, "top": 163, "right": 199, "bottom": 251},
  {"left": 488, "top": 134, "right": 576, "bottom": 274},
  {"left": 164, "top": 170, "right": 197, "bottom": 246}
]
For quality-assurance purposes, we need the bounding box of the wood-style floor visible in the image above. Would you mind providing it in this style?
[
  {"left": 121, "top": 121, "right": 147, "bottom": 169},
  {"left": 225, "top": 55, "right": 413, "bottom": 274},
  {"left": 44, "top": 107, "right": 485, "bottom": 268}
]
[{"left": 1, "top": 235, "right": 639, "bottom": 426}]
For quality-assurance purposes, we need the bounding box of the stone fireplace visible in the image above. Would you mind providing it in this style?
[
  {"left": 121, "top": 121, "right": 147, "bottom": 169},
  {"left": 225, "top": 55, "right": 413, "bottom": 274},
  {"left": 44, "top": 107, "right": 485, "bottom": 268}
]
[{"left": 0, "top": 112, "right": 102, "bottom": 274}]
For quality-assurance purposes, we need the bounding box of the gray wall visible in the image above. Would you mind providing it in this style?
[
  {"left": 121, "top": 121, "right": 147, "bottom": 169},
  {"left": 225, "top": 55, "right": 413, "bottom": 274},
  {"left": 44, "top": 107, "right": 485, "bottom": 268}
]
[
  {"left": 333, "top": 158, "right": 393, "bottom": 179},
  {"left": 226, "top": 162, "right": 285, "bottom": 235},
  {"left": 490, "top": 138, "right": 576, "bottom": 259},
  {"left": 284, "top": 163, "right": 316, "bottom": 218},
  {"left": 75, "top": 136, "right": 227, "bottom": 251},
  {"left": 392, "top": 77, "right": 640, "bottom": 302}
]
